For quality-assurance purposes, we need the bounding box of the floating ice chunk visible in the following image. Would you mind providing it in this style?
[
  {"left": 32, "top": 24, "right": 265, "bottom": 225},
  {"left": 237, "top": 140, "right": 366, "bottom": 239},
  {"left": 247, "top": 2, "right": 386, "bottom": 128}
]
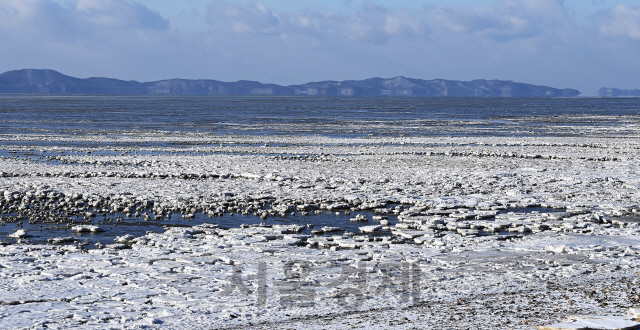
[
  {"left": 457, "top": 229, "right": 480, "bottom": 237},
  {"left": 106, "top": 243, "right": 130, "bottom": 249},
  {"left": 451, "top": 212, "right": 476, "bottom": 219},
  {"left": 240, "top": 172, "right": 261, "bottom": 180},
  {"left": 359, "top": 225, "right": 382, "bottom": 233},
  {"left": 272, "top": 204, "right": 293, "bottom": 213},
  {"left": 350, "top": 214, "right": 368, "bottom": 222},
  {"left": 48, "top": 236, "right": 77, "bottom": 244},
  {"left": 414, "top": 236, "right": 433, "bottom": 245},
  {"left": 184, "top": 228, "right": 205, "bottom": 235},
  {"left": 535, "top": 315, "right": 640, "bottom": 330},
  {"left": 278, "top": 224, "right": 305, "bottom": 233},
  {"left": 324, "top": 203, "right": 351, "bottom": 210},
  {"left": 296, "top": 204, "right": 318, "bottom": 211},
  {"left": 392, "top": 230, "right": 429, "bottom": 239},
  {"left": 8, "top": 229, "right": 28, "bottom": 238},
  {"left": 338, "top": 242, "right": 359, "bottom": 249},
  {"left": 114, "top": 234, "right": 135, "bottom": 243},
  {"left": 71, "top": 225, "right": 104, "bottom": 233},
  {"left": 476, "top": 201, "right": 496, "bottom": 210},
  {"left": 505, "top": 189, "right": 523, "bottom": 196},
  {"left": 431, "top": 238, "right": 446, "bottom": 246},
  {"left": 546, "top": 245, "right": 574, "bottom": 254},
  {"left": 395, "top": 223, "right": 415, "bottom": 229},
  {"left": 475, "top": 210, "right": 498, "bottom": 219}
]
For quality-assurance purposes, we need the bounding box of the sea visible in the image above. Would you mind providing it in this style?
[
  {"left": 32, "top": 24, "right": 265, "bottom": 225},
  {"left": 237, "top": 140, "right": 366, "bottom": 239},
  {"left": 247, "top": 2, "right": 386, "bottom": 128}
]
[
  {"left": 0, "top": 94, "right": 638, "bottom": 247},
  {"left": 1, "top": 95, "right": 639, "bottom": 138}
]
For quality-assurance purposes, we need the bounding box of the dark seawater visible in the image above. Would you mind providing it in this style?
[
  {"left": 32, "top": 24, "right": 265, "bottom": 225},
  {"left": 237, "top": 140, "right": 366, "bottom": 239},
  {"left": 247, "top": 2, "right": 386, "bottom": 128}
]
[
  {"left": 0, "top": 206, "right": 561, "bottom": 248},
  {"left": 0, "top": 94, "right": 639, "bottom": 138}
]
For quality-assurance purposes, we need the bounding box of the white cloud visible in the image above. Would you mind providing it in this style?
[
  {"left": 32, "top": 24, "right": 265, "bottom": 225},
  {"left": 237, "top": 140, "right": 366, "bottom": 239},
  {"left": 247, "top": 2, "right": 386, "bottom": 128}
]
[
  {"left": 0, "top": 0, "right": 77, "bottom": 37},
  {"left": 0, "top": 0, "right": 173, "bottom": 81},
  {"left": 427, "top": 0, "right": 569, "bottom": 41},
  {"left": 0, "top": 0, "right": 168, "bottom": 37},
  {"left": 201, "top": 0, "right": 575, "bottom": 44},
  {"left": 204, "top": 1, "right": 424, "bottom": 43},
  {"left": 76, "top": 0, "right": 168, "bottom": 30},
  {"left": 330, "top": 3, "right": 423, "bottom": 43},
  {"left": 206, "top": 1, "right": 282, "bottom": 34},
  {"left": 594, "top": 4, "right": 640, "bottom": 40}
]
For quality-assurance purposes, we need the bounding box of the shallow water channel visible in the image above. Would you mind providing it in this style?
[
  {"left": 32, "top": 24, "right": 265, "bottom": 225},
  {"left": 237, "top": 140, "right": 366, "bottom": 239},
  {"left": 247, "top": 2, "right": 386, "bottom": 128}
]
[{"left": 0, "top": 205, "right": 565, "bottom": 249}]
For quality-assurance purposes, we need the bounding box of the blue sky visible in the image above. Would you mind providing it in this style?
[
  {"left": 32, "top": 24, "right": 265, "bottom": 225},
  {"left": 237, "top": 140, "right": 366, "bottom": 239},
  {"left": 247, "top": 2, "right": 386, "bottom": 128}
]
[{"left": 2, "top": 0, "right": 640, "bottom": 95}]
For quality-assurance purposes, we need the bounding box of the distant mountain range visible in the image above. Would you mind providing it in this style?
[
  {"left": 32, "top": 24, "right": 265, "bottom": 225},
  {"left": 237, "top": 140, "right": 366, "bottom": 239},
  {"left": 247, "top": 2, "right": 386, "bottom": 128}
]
[
  {"left": 0, "top": 69, "right": 580, "bottom": 97},
  {"left": 596, "top": 88, "right": 640, "bottom": 97}
]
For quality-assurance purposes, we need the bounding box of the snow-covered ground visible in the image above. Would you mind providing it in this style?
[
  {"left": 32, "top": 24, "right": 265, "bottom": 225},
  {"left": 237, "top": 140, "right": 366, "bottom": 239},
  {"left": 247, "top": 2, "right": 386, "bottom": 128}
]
[{"left": 1, "top": 132, "right": 640, "bottom": 329}]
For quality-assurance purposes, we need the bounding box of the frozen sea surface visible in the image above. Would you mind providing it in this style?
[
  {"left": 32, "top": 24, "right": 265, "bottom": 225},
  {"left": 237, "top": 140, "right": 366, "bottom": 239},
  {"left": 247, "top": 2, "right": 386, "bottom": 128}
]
[{"left": 0, "top": 96, "right": 639, "bottom": 329}]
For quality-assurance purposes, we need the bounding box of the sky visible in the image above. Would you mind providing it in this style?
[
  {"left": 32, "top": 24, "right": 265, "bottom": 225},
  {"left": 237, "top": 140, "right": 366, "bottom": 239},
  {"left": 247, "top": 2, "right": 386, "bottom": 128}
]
[{"left": 1, "top": 0, "right": 639, "bottom": 95}]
